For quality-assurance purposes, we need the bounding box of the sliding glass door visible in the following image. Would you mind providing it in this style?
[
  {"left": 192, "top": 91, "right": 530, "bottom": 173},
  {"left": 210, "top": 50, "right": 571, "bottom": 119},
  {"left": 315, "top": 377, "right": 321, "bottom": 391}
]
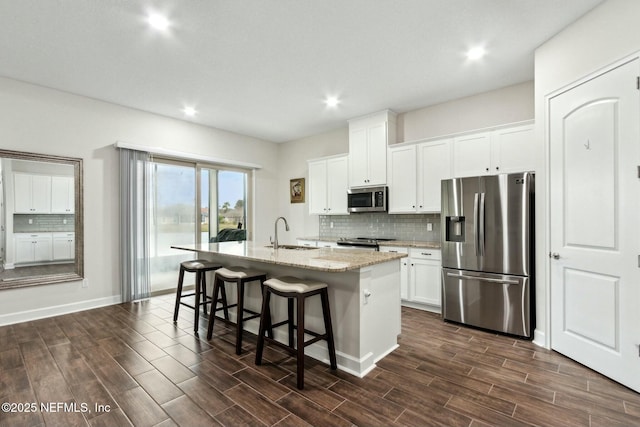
[
  {"left": 149, "top": 160, "right": 197, "bottom": 292},
  {"left": 148, "top": 159, "right": 249, "bottom": 293}
]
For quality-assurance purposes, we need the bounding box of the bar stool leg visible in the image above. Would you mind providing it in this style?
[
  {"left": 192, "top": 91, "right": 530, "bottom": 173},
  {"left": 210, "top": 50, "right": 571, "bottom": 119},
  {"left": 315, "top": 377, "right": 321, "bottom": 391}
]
[
  {"left": 296, "top": 294, "right": 305, "bottom": 390},
  {"left": 219, "top": 278, "right": 230, "bottom": 320},
  {"left": 173, "top": 266, "right": 185, "bottom": 322},
  {"left": 207, "top": 276, "right": 221, "bottom": 340},
  {"left": 321, "top": 289, "right": 337, "bottom": 370},
  {"left": 235, "top": 279, "right": 245, "bottom": 355},
  {"left": 287, "top": 298, "right": 294, "bottom": 348},
  {"left": 255, "top": 286, "right": 271, "bottom": 365},
  {"left": 193, "top": 271, "right": 202, "bottom": 333},
  {"left": 201, "top": 271, "right": 209, "bottom": 317}
]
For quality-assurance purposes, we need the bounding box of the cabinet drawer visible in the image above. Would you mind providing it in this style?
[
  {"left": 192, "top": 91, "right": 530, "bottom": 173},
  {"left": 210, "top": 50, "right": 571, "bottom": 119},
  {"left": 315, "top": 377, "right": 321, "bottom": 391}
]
[
  {"left": 409, "top": 248, "right": 441, "bottom": 260},
  {"left": 379, "top": 246, "right": 408, "bottom": 254}
]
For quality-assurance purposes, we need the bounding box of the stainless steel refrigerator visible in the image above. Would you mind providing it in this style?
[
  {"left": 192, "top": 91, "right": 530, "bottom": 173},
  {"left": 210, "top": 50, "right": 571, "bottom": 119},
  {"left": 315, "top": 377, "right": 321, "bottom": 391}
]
[{"left": 441, "top": 172, "right": 534, "bottom": 338}]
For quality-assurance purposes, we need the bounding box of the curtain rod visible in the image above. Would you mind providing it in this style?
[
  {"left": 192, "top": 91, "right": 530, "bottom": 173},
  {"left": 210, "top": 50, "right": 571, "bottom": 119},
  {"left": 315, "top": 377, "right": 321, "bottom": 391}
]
[{"left": 114, "top": 141, "right": 262, "bottom": 170}]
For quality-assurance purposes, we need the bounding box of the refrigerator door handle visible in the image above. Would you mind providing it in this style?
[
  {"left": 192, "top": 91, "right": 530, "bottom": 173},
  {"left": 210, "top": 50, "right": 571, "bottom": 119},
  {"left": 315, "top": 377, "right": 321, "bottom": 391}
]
[
  {"left": 446, "top": 272, "right": 519, "bottom": 285},
  {"left": 473, "top": 193, "right": 479, "bottom": 256},
  {"left": 479, "top": 192, "right": 485, "bottom": 256}
]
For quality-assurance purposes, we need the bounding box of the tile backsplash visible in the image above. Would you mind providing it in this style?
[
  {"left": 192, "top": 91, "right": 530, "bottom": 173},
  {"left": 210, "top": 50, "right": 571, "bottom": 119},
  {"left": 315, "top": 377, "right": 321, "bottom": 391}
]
[
  {"left": 319, "top": 213, "right": 441, "bottom": 242},
  {"left": 14, "top": 214, "right": 75, "bottom": 233}
]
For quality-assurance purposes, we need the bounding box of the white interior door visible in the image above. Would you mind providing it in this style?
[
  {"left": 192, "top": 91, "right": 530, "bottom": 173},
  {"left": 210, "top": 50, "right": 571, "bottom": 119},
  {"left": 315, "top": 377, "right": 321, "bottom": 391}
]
[{"left": 549, "top": 59, "right": 640, "bottom": 392}]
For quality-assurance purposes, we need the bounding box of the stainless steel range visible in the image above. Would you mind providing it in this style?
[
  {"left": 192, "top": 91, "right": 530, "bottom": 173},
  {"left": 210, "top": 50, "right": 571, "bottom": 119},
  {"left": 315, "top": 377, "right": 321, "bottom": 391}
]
[{"left": 336, "top": 237, "right": 396, "bottom": 251}]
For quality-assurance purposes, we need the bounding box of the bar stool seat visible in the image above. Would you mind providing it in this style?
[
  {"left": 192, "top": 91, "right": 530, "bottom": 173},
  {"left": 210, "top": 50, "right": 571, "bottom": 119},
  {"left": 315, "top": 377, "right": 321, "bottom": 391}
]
[
  {"left": 173, "top": 259, "right": 222, "bottom": 334},
  {"left": 206, "top": 266, "right": 268, "bottom": 355},
  {"left": 255, "top": 276, "right": 337, "bottom": 390}
]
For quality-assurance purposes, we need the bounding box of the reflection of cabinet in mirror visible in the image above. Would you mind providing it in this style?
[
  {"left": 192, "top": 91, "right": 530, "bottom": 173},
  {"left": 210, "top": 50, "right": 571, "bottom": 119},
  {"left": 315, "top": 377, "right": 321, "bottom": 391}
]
[{"left": 0, "top": 149, "right": 83, "bottom": 289}]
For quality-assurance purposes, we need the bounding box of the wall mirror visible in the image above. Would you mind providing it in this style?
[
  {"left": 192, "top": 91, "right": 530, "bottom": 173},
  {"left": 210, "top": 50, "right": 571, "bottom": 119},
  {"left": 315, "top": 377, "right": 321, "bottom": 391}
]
[{"left": 0, "top": 149, "right": 83, "bottom": 289}]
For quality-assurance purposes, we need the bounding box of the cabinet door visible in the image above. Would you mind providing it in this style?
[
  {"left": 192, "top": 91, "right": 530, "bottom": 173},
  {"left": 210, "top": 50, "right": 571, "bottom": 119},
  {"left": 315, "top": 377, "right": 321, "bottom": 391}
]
[
  {"left": 366, "top": 122, "right": 388, "bottom": 186},
  {"left": 491, "top": 124, "right": 536, "bottom": 173},
  {"left": 33, "top": 237, "right": 52, "bottom": 262},
  {"left": 417, "top": 139, "right": 452, "bottom": 212},
  {"left": 388, "top": 145, "right": 417, "bottom": 213},
  {"left": 411, "top": 258, "right": 441, "bottom": 307},
  {"left": 380, "top": 246, "right": 409, "bottom": 300},
  {"left": 13, "top": 174, "right": 32, "bottom": 213},
  {"left": 326, "top": 156, "right": 348, "bottom": 215},
  {"left": 51, "top": 176, "right": 74, "bottom": 213},
  {"left": 453, "top": 132, "right": 491, "bottom": 177},
  {"left": 348, "top": 127, "right": 369, "bottom": 187},
  {"left": 31, "top": 175, "right": 51, "bottom": 213},
  {"left": 308, "top": 160, "right": 328, "bottom": 215},
  {"left": 15, "top": 238, "right": 34, "bottom": 263},
  {"left": 53, "top": 236, "right": 74, "bottom": 260}
]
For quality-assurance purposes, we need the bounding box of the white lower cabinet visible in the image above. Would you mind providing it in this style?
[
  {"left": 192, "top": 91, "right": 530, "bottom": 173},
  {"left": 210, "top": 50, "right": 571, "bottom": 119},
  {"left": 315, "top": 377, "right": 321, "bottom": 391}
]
[
  {"left": 379, "top": 246, "right": 409, "bottom": 300},
  {"left": 381, "top": 246, "right": 441, "bottom": 313},
  {"left": 15, "top": 232, "right": 75, "bottom": 264},
  {"left": 409, "top": 248, "right": 441, "bottom": 311},
  {"left": 15, "top": 233, "right": 53, "bottom": 264},
  {"left": 53, "top": 232, "right": 75, "bottom": 260}
]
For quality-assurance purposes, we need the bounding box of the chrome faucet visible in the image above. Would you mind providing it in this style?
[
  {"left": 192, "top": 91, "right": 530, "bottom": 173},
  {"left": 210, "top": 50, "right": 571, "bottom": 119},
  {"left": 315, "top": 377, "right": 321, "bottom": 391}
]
[{"left": 271, "top": 216, "right": 290, "bottom": 249}]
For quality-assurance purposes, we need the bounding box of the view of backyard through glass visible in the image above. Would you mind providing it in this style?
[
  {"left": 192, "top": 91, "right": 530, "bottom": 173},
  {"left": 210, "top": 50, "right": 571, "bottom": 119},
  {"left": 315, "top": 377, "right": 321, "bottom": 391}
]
[{"left": 148, "top": 161, "right": 248, "bottom": 293}]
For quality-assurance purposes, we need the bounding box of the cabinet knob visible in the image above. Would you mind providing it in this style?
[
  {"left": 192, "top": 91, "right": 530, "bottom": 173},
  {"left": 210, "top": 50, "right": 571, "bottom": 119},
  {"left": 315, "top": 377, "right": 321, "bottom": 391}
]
[
  {"left": 496, "top": 166, "right": 500, "bottom": 171},
  {"left": 485, "top": 167, "right": 489, "bottom": 172}
]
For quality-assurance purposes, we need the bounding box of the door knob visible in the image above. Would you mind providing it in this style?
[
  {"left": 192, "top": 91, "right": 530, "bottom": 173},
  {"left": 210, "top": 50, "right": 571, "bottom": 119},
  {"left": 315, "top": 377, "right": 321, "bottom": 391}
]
[{"left": 549, "top": 252, "right": 560, "bottom": 259}]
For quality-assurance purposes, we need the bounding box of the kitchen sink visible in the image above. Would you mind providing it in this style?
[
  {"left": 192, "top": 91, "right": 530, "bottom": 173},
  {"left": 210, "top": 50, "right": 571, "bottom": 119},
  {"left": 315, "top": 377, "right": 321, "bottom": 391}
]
[{"left": 265, "top": 244, "right": 317, "bottom": 250}]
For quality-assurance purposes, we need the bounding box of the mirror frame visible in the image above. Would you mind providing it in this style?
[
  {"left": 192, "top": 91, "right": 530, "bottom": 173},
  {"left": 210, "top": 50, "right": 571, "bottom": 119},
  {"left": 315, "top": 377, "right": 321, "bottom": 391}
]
[{"left": 0, "top": 149, "right": 83, "bottom": 290}]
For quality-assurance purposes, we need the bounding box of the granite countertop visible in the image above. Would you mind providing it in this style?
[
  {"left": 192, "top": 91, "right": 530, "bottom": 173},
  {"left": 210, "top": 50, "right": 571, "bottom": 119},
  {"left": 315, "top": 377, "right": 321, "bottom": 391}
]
[
  {"left": 298, "top": 236, "right": 441, "bottom": 250},
  {"left": 171, "top": 241, "right": 407, "bottom": 272}
]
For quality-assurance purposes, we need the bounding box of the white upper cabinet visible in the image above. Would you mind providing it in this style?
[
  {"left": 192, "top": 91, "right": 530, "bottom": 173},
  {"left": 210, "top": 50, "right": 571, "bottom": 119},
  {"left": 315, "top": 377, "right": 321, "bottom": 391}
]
[
  {"left": 417, "top": 139, "right": 452, "bottom": 212},
  {"left": 388, "top": 138, "right": 452, "bottom": 213},
  {"left": 14, "top": 173, "right": 52, "bottom": 213},
  {"left": 348, "top": 110, "right": 396, "bottom": 188},
  {"left": 453, "top": 123, "right": 535, "bottom": 177},
  {"left": 388, "top": 145, "right": 417, "bottom": 212},
  {"left": 308, "top": 154, "right": 348, "bottom": 215},
  {"left": 51, "top": 176, "right": 75, "bottom": 213},
  {"left": 490, "top": 124, "right": 536, "bottom": 174}
]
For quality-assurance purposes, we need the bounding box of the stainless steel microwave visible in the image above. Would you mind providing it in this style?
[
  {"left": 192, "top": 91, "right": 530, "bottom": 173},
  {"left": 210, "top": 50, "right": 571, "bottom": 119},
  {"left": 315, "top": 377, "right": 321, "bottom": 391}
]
[{"left": 347, "top": 186, "right": 387, "bottom": 213}]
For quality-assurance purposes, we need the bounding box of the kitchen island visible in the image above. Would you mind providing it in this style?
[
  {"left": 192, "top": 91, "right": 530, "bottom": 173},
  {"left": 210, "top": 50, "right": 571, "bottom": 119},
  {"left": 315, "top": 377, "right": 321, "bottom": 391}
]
[{"left": 171, "top": 241, "right": 406, "bottom": 377}]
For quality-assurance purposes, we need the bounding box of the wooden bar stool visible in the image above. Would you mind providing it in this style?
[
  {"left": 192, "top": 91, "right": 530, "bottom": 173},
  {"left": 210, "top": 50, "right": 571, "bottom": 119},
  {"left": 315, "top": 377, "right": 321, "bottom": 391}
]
[
  {"left": 173, "top": 259, "right": 222, "bottom": 333},
  {"left": 255, "top": 276, "right": 337, "bottom": 390},
  {"left": 206, "top": 266, "right": 268, "bottom": 355}
]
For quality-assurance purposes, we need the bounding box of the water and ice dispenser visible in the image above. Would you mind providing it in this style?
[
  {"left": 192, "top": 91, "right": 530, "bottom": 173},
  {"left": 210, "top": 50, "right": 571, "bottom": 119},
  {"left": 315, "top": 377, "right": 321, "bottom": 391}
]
[{"left": 445, "top": 216, "right": 465, "bottom": 242}]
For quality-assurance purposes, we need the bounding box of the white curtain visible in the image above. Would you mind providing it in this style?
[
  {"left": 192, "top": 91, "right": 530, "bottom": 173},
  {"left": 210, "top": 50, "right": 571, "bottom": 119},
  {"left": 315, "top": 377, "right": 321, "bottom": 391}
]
[{"left": 119, "top": 148, "right": 151, "bottom": 302}]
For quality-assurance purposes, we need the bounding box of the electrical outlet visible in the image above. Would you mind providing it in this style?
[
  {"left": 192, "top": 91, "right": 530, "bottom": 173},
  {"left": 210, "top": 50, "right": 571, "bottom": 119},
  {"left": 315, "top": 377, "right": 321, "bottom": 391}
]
[
  {"left": 28, "top": 219, "right": 33, "bottom": 224},
  {"left": 330, "top": 222, "right": 334, "bottom": 228},
  {"left": 427, "top": 223, "right": 433, "bottom": 231},
  {"left": 82, "top": 278, "right": 88, "bottom": 288}
]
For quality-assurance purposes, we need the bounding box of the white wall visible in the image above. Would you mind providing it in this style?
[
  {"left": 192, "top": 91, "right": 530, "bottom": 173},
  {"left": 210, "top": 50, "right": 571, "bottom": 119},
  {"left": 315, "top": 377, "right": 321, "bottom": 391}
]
[
  {"left": 397, "top": 81, "right": 534, "bottom": 143},
  {"left": 533, "top": 0, "right": 640, "bottom": 346},
  {"left": 0, "top": 77, "right": 279, "bottom": 324}
]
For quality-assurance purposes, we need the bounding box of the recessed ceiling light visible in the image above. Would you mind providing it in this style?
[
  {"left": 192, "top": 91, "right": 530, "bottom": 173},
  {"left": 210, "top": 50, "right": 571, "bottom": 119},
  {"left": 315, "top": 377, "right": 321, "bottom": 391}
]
[
  {"left": 325, "top": 96, "right": 340, "bottom": 108},
  {"left": 182, "top": 106, "right": 197, "bottom": 117},
  {"left": 147, "top": 13, "right": 170, "bottom": 31},
  {"left": 466, "top": 46, "right": 486, "bottom": 61}
]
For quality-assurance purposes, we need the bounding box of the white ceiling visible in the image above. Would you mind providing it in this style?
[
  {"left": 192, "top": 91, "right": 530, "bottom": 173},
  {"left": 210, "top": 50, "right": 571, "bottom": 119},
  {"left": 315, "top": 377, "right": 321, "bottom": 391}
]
[{"left": 0, "top": 0, "right": 603, "bottom": 143}]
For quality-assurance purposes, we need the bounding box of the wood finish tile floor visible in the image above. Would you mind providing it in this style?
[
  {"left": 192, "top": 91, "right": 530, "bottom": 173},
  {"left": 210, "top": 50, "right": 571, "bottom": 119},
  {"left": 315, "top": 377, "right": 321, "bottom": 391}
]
[{"left": 2, "top": 294, "right": 640, "bottom": 427}]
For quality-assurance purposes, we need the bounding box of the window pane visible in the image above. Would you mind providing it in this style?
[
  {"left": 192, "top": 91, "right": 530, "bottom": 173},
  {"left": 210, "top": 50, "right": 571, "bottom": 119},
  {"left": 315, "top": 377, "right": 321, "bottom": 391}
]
[
  {"left": 218, "top": 171, "right": 246, "bottom": 232},
  {"left": 149, "top": 162, "right": 196, "bottom": 293}
]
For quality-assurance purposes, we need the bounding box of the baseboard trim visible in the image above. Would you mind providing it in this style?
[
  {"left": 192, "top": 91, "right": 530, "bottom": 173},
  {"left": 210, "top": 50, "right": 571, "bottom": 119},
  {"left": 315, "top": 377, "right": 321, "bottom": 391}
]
[
  {"left": 0, "top": 295, "right": 123, "bottom": 326},
  {"left": 532, "top": 328, "right": 548, "bottom": 349}
]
